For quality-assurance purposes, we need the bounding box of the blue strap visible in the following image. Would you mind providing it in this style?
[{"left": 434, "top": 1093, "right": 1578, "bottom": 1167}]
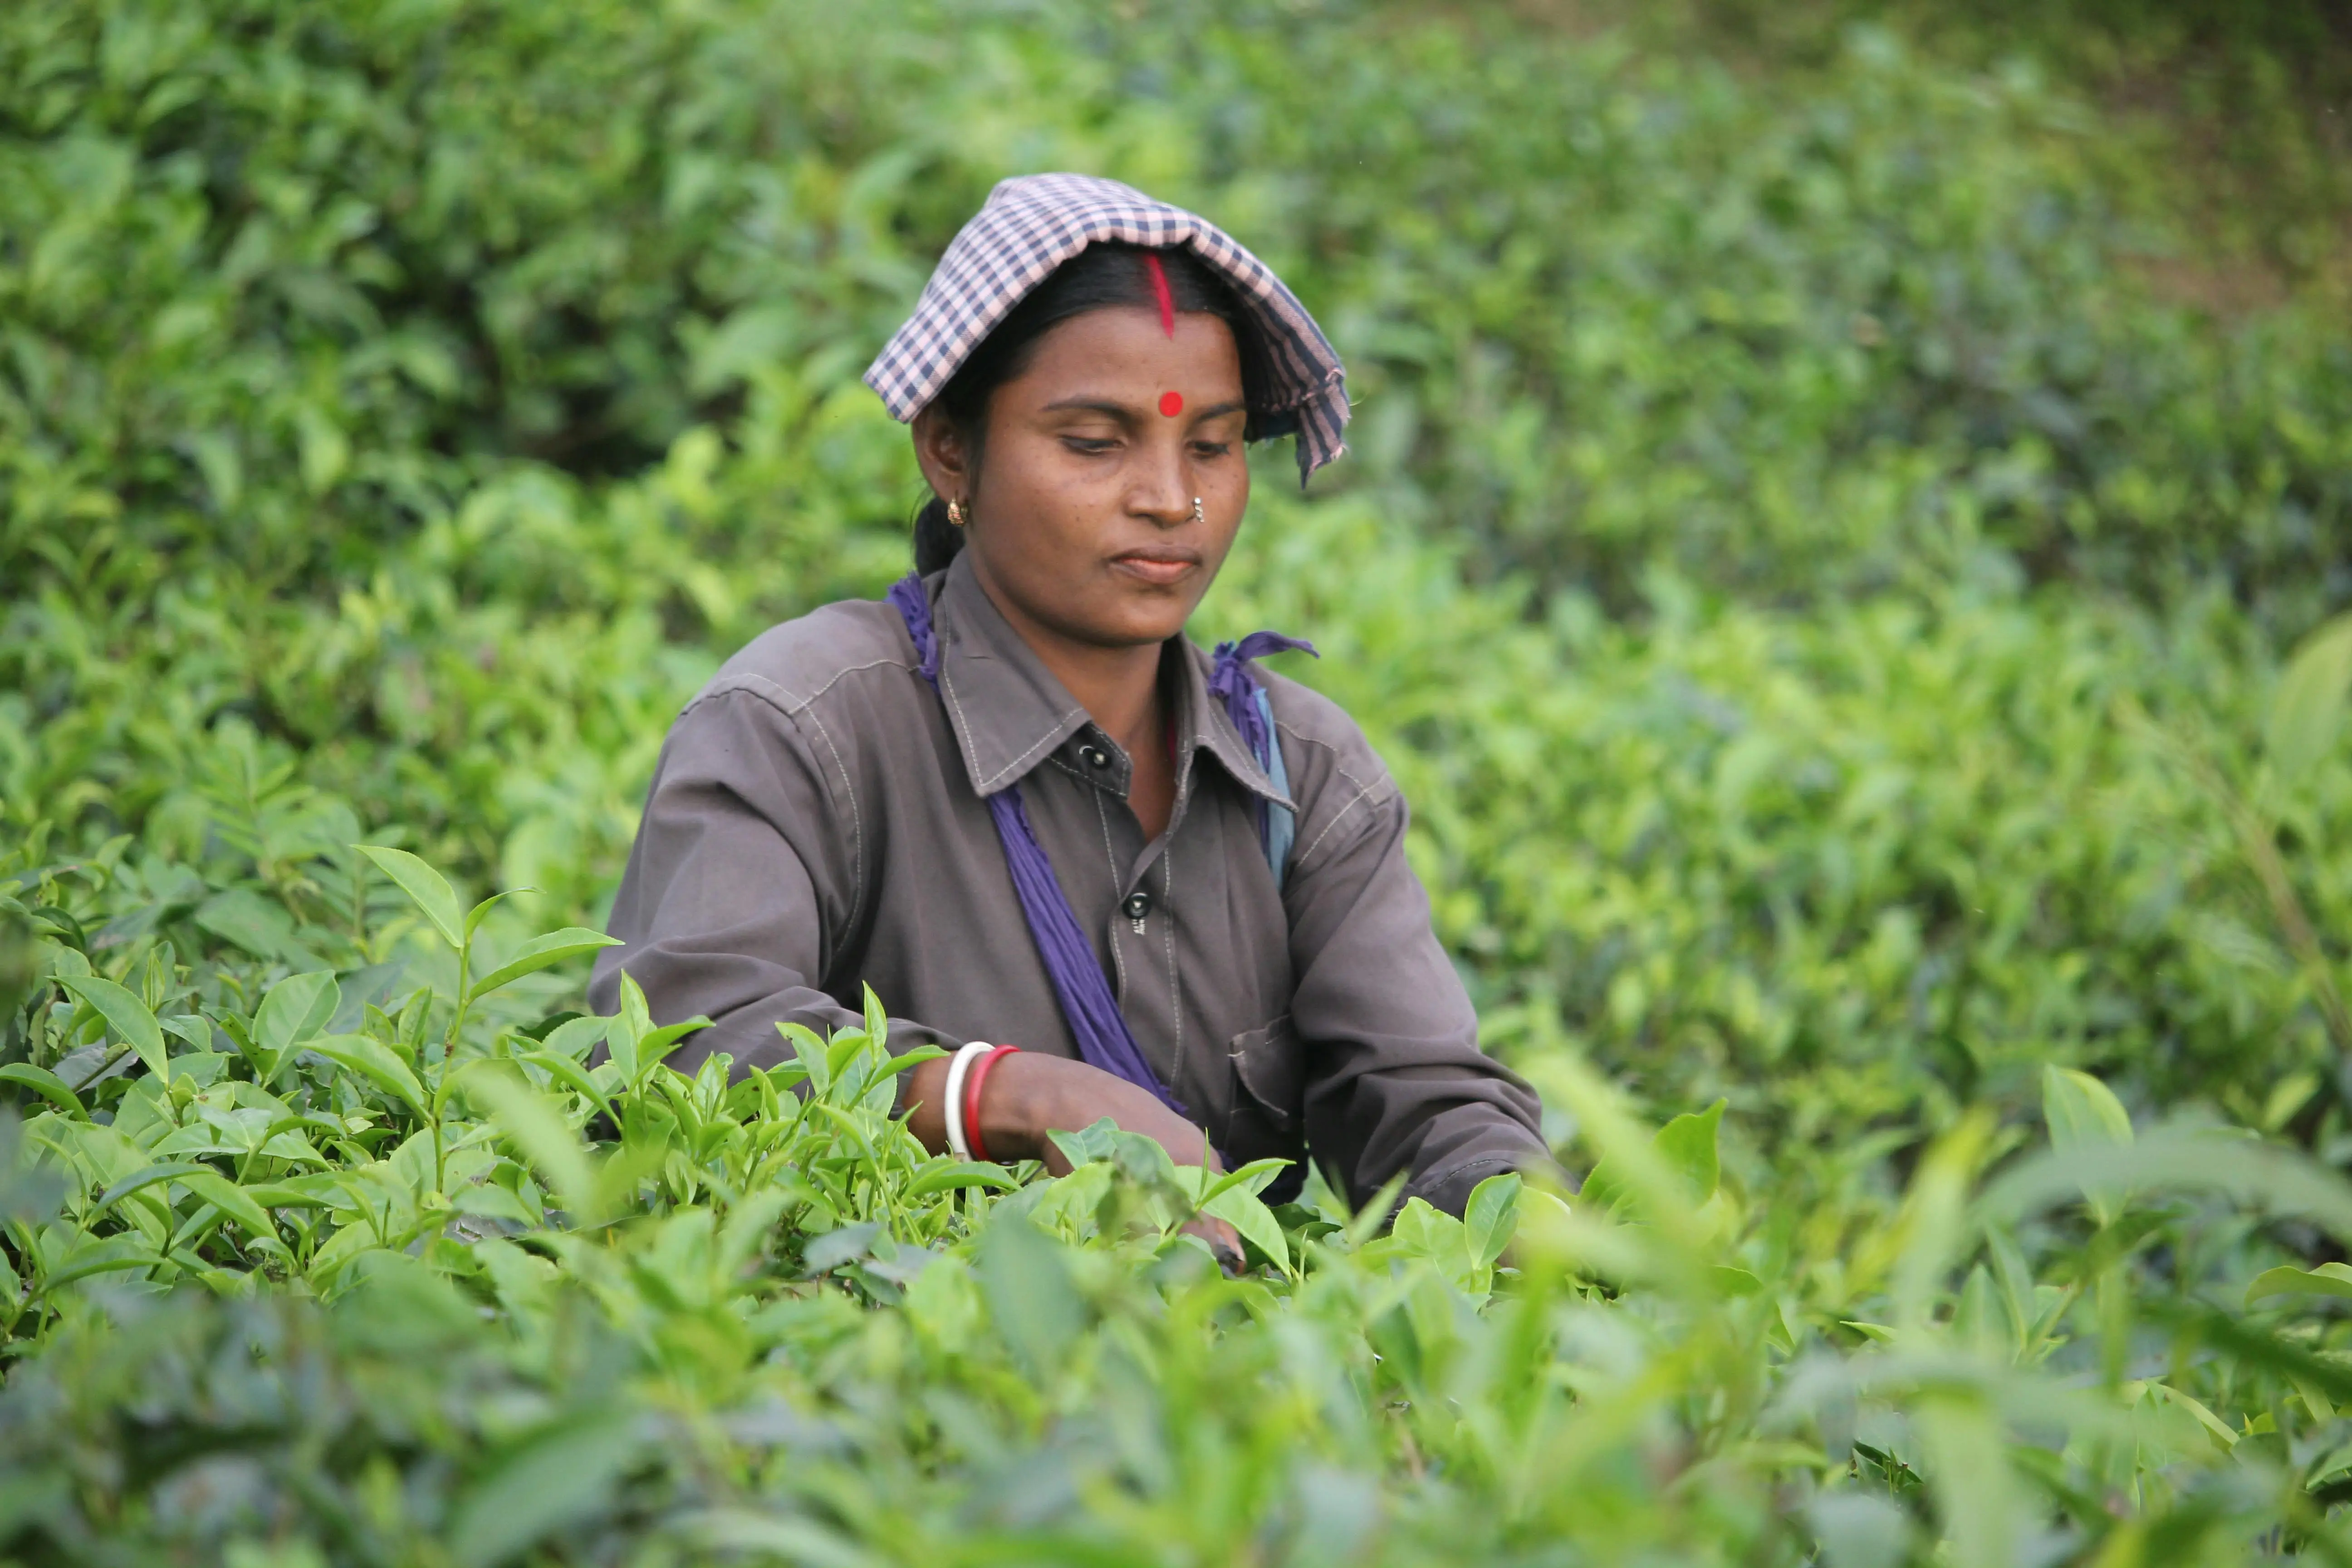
[
  {"left": 1209, "top": 633, "right": 1318, "bottom": 890},
  {"left": 1251, "top": 687, "right": 1296, "bottom": 883}
]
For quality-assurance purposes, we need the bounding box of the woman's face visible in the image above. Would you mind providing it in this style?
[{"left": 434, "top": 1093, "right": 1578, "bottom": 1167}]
[{"left": 915, "top": 304, "right": 1250, "bottom": 651}]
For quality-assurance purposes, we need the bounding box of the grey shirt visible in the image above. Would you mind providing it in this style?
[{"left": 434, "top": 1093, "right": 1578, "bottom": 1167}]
[{"left": 588, "top": 552, "right": 1549, "bottom": 1215}]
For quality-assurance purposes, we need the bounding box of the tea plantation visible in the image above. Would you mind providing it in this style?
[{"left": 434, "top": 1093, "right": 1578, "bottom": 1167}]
[{"left": 8, "top": 0, "right": 2352, "bottom": 1562}]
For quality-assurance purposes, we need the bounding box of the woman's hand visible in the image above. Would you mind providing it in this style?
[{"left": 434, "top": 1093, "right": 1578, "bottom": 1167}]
[{"left": 905, "top": 1050, "right": 1245, "bottom": 1271}]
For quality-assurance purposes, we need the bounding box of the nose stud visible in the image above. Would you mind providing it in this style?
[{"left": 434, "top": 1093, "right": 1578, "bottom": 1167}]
[{"left": 1191, "top": 496, "right": 1204, "bottom": 524}]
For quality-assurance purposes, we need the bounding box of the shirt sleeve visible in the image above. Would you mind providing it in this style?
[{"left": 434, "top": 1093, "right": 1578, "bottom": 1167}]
[
  {"left": 588, "top": 683, "right": 962, "bottom": 1083},
  {"left": 1282, "top": 769, "right": 1556, "bottom": 1218}
]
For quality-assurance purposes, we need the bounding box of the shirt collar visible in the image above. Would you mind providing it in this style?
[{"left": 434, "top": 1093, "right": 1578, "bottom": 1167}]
[{"left": 930, "top": 552, "right": 1295, "bottom": 811}]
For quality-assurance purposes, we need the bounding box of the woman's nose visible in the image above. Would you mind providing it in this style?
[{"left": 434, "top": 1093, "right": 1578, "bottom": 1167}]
[{"left": 1134, "top": 443, "right": 1193, "bottom": 526}]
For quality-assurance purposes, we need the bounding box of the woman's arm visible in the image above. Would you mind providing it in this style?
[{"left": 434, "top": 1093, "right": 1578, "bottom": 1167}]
[
  {"left": 1281, "top": 743, "right": 1556, "bottom": 1218},
  {"left": 589, "top": 686, "right": 946, "bottom": 1073}
]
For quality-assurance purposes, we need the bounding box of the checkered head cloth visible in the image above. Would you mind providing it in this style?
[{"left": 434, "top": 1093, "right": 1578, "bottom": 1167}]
[{"left": 864, "top": 173, "right": 1349, "bottom": 485}]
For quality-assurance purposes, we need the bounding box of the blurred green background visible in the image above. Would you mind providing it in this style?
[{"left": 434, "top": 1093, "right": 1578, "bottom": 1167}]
[{"left": 7, "top": 0, "right": 2352, "bottom": 1197}]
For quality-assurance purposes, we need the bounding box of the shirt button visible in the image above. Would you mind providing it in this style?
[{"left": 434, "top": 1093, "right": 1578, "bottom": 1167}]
[
  {"left": 1122, "top": 891, "right": 1152, "bottom": 921},
  {"left": 1079, "top": 744, "right": 1111, "bottom": 769}
]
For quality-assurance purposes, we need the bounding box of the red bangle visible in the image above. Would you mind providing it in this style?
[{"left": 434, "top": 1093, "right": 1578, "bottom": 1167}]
[{"left": 962, "top": 1045, "right": 1019, "bottom": 1163}]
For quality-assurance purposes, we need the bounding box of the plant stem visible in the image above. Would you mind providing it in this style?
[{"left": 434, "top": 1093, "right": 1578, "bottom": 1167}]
[{"left": 433, "top": 932, "right": 473, "bottom": 1197}]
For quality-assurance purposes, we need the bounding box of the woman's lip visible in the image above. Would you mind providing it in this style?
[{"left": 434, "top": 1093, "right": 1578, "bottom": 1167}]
[{"left": 1109, "top": 551, "right": 1200, "bottom": 586}]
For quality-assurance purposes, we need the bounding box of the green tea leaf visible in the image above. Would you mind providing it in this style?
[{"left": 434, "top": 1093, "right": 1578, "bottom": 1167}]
[
  {"left": 308, "top": 1034, "right": 430, "bottom": 1120},
  {"left": 634, "top": 1018, "right": 711, "bottom": 1086},
  {"left": 884, "top": 1044, "right": 950, "bottom": 1080},
  {"left": 239, "top": 1182, "right": 337, "bottom": 1211},
  {"left": 254, "top": 970, "right": 340, "bottom": 1074},
  {"left": 680, "top": 1512, "right": 873, "bottom": 1568},
  {"left": 1916, "top": 1391, "right": 2017, "bottom": 1568},
  {"left": 778, "top": 1021, "right": 828, "bottom": 1094},
  {"left": 467, "top": 928, "right": 622, "bottom": 1000},
  {"left": 902, "top": 1161, "right": 1019, "bottom": 1200},
  {"left": 1581, "top": 1098, "right": 1725, "bottom": 1214},
  {"left": 539, "top": 1014, "right": 610, "bottom": 1063},
  {"left": 353, "top": 845, "right": 465, "bottom": 950},
  {"left": 2268, "top": 613, "right": 2352, "bottom": 784},
  {"left": 1046, "top": 1117, "right": 1122, "bottom": 1169},
  {"left": 466, "top": 1068, "right": 598, "bottom": 1223},
  {"left": 89, "top": 1162, "right": 210, "bottom": 1222},
  {"left": 1711, "top": 1265, "right": 1766, "bottom": 1297},
  {"left": 0, "top": 1063, "right": 86, "bottom": 1119},
  {"left": 714, "top": 1187, "right": 800, "bottom": 1279},
  {"left": 823, "top": 1027, "right": 870, "bottom": 1090},
  {"left": 519, "top": 1051, "right": 620, "bottom": 1129},
  {"left": 2153, "top": 1382, "right": 2241, "bottom": 1450},
  {"left": 803, "top": 1221, "right": 881, "bottom": 1274},
  {"left": 1391, "top": 1197, "right": 1466, "bottom": 1268},
  {"left": 1202, "top": 1180, "right": 1293, "bottom": 1277},
  {"left": 2042, "top": 1066, "right": 2133, "bottom": 1152},
  {"left": 37, "top": 1235, "right": 166, "bottom": 1296},
  {"left": 1195, "top": 1156, "right": 1292, "bottom": 1211},
  {"left": 1107, "top": 1126, "right": 1182, "bottom": 1194},
  {"left": 55, "top": 975, "right": 168, "bottom": 1083},
  {"left": 976, "top": 1214, "right": 1083, "bottom": 1378},
  {"left": 179, "top": 1168, "right": 276, "bottom": 1238},
  {"left": 2247, "top": 1261, "right": 2352, "bottom": 1307},
  {"left": 605, "top": 972, "right": 690, "bottom": 1087},
  {"left": 1464, "top": 1171, "right": 1523, "bottom": 1270},
  {"left": 446, "top": 1411, "right": 642, "bottom": 1568},
  {"left": 463, "top": 887, "right": 532, "bottom": 942},
  {"left": 1654, "top": 1099, "right": 1725, "bottom": 1204},
  {"left": 2041, "top": 1066, "right": 2133, "bottom": 1226}
]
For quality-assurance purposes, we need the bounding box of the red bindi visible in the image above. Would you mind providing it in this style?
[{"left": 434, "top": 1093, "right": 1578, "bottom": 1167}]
[{"left": 1158, "top": 390, "right": 1184, "bottom": 418}]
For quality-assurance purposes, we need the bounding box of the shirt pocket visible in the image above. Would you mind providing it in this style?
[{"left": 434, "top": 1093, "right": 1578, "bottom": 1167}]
[{"left": 1224, "top": 1014, "right": 1303, "bottom": 1145}]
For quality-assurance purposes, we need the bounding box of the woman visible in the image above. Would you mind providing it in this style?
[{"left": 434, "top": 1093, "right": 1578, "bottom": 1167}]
[{"left": 590, "top": 174, "right": 1548, "bottom": 1232}]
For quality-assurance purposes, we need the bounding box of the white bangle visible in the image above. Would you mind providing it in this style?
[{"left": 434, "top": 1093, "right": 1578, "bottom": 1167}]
[{"left": 941, "top": 1041, "right": 994, "bottom": 1160}]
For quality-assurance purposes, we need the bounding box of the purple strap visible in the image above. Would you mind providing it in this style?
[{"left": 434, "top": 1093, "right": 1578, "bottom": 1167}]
[
  {"left": 888, "top": 572, "right": 945, "bottom": 684},
  {"left": 1209, "top": 631, "right": 1317, "bottom": 848},
  {"left": 889, "top": 574, "right": 1184, "bottom": 1112}
]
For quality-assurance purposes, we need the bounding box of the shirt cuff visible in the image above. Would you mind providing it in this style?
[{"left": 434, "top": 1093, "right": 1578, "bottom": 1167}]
[{"left": 1403, "top": 1148, "right": 1564, "bottom": 1219}]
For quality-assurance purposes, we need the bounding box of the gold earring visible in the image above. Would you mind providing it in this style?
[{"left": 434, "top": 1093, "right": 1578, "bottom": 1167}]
[
  {"left": 1191, "top": 496, "right": 1205, "bottom": 524},
  {"left": 947, "top": 498, "right": 967, "bottom": 527}
]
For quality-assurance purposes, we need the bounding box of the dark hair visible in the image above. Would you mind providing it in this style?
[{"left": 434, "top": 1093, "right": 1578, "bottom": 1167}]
[{"left": 911, "top": 243, "right": 1272, "bottom": 575}]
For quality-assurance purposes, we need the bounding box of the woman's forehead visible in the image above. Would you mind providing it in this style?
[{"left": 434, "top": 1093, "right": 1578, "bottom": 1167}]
[{"left": 1007, "top": 306, "right": 1244, "bottom": 404}]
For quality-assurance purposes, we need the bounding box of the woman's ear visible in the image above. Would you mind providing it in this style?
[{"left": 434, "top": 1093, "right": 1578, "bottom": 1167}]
[{"left": 912, "top": 405, "right": 973, "bottom": 506}]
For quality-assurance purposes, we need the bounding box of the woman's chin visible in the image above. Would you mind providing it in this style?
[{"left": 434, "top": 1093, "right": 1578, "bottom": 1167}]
[{"left": 1072, "top": 592, "right": 1196, "bottom": 650}]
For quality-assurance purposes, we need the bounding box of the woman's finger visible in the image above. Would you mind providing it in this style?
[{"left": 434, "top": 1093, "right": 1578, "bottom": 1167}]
[{"left": 1179, "top": 1215, "right": 1245, "bottom": 1274}]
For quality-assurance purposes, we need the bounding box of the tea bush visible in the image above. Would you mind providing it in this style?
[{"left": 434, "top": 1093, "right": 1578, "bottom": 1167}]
[
  {"left": 10, "top": 0, "right": 2352, "bottom": 1559},
  {"left": 1212, "top": 499, "right": 2352, "bottom": 1174},
  {"left": 11, "top": 836, "right": 2352, "bottom": 1562}
]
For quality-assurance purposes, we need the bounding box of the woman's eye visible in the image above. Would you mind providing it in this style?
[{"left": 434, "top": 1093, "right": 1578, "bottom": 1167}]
[
  {"left": 1191, "top": 441, "right": 1233, "bottom": 458},
  {"left": 1062, "top": 436, "right": 1119, "bottom": 455}
]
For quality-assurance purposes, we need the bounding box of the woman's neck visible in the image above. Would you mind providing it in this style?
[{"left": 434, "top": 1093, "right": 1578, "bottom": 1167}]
[
  {"left": 967, "top": 564, "right": 1174, "bottom": 837},
  {"left": 984, "top": 581, "right": 1165, "bottom": 748}
]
